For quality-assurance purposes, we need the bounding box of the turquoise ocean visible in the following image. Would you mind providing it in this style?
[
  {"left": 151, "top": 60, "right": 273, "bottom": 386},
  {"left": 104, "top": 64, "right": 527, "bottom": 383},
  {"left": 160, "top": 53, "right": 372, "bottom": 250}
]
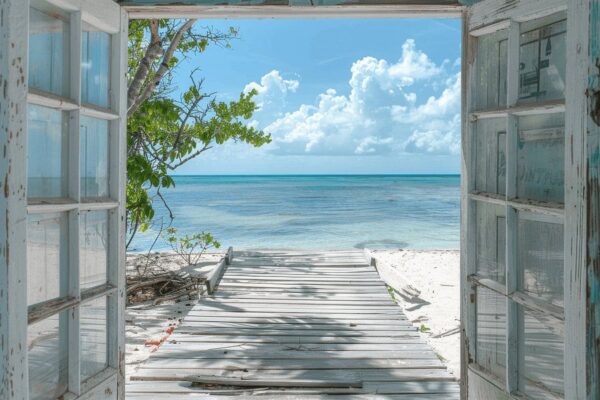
[{"left": 128, "top": 175, "right": 460, "bottom": 252}]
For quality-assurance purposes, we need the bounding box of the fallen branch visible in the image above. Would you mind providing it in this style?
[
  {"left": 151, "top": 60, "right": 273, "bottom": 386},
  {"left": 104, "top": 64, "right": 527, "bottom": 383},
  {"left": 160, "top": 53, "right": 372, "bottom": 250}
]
[
  {"left": 184, "top": 375, "right": 363, "bottom": 389},
  {"left": 127, "top": 270, "right": 205, "bottom": 306}
]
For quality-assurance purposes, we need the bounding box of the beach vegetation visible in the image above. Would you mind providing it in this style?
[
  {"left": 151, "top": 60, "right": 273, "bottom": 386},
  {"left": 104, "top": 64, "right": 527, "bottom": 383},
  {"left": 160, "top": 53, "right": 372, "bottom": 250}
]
[
  {"left": 164, "top": 227, "right": 221, "bottom": 266},
  {"left": 126, "top": 19, "right": 271, "bottom": 248}
]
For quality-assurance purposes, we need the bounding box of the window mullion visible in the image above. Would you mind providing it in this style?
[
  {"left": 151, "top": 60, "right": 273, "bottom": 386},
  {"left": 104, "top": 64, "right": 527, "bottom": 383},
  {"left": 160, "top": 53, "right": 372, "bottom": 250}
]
[
  {"left": 463, "top": 24, "right": 478, "bottom": 374},
  {"left": 67, "top": 10, "right": 82, "bottom": 397},
  {"left": 107, "top": 11, "right": 128, "bottom": 387},
  {"left": 505, "top": 19, "right": 520, "bottom": 395}
]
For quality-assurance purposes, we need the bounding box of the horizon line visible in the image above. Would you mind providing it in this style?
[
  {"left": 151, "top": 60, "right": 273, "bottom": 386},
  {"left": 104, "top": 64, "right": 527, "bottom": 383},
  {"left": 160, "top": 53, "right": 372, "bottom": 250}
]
[{"left": 170, "top": 173, "right": 461, "bottom": 177}]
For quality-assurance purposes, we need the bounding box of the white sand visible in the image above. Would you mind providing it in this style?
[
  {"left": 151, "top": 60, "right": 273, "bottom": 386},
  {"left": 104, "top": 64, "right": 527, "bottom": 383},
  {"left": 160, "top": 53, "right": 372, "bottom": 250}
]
[{"left": 367, "top": 249, "right": 461, "bottom": 378}]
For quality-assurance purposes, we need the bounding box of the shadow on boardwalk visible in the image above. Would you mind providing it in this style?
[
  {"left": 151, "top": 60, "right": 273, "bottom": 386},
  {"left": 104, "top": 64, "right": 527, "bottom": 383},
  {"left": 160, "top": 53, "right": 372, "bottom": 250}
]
[{"left": 126, "top": 250, "right": 460, "bottom": 399}]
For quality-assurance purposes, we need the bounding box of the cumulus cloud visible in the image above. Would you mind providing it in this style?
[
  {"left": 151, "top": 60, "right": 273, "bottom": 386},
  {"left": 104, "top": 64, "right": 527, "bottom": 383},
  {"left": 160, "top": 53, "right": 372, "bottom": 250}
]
[
  {"left": 247, "top": 39, "right": 461, "bottom": 156},
  {"left": 244, "top": 70, "right": 299, "bottom": 119}
]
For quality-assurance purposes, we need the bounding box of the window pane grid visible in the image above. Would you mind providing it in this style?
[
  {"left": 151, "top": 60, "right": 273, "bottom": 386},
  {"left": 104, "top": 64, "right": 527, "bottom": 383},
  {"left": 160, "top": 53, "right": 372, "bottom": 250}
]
[
  {"left": 26, "top": 1, "right": 116, "bottom": 393},
  {"left": 469, "top": 12, "right": 566, "bottom": 399}
]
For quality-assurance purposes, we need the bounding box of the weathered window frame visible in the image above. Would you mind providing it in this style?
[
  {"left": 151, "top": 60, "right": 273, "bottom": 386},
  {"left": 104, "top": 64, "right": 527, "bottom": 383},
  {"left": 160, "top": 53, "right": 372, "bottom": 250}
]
[
  {"left": 2, "top": 0, "right": 598, "bottom": 399},
  {"left": 462, "top": 0, "right": 598, "bottom": 399},
  {"left": 0, "top": 0, "right": 127, "bottom": 399}
]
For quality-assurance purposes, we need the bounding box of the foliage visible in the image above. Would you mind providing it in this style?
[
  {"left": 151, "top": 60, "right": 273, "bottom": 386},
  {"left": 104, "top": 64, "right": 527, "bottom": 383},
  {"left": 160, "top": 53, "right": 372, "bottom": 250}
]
[
  {"left": 126, "top": 19, "right": 271, "bottom": 247},
  {"left": 164, "top": 227, "right": 221, "bottom": 266},
  {"left": 386, "top": 286, "right": 397, "bottom": 302}
]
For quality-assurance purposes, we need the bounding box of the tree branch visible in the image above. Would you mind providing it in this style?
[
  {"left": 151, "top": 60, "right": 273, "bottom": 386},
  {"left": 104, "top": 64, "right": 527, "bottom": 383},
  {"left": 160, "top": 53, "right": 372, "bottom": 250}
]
[
  {"left": 128, "top": 20, "right": 163, "bottom": 112},
  {"left": 167, "top": 145, "right": 212, "bottom": 170},
  {"left": 128, "top": 19, "right": 198, "bottom": 116}
]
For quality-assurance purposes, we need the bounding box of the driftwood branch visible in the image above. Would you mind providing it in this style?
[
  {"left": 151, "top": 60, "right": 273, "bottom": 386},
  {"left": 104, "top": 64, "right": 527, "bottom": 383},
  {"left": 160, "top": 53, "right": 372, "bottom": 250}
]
[{"left": 127, "top": 268, "right": 206, "bottom": 306}]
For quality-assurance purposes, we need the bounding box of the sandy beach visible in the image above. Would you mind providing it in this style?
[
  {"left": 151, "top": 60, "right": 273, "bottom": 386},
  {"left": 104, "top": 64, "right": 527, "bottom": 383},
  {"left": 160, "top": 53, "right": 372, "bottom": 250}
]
[
  {"left": 367, "top": 249, "right": 461, "bottom": 378},
  {"left": 125, "top": 249, "right": 460, "bottom": 380}
]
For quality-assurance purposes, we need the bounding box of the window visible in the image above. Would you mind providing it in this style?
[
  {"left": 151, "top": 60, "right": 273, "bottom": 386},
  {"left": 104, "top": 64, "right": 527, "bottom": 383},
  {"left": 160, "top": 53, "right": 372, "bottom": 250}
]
[
  {"left": 28, "top": 311, "right": 69, "bottom": 400},
  {"left": 518, "top": 17, "right": 567, "bottom": 104},
  {"left": 28, "top": 5, "right": 69, "bottom": 97},
  {"left": 26, "top": 0, "right": 121, "bottom": 396},
  {"left": 467, "top": 9, "right": 567, "bottom": 400},
  {"left": 27, "top": 105, "right": 68, "bottom": 199},
  {"left": 80, "top": 210, "right": 109, "bottom": 289},
  {"left": 82, "top": 23, "right": 111, "bottom": 108},
  {"left": 27, "top": 212, "right": 68, "bottom": 306},
  {"left": 80, "top": 116, "right": 110, "bottom": 199},
  {"left": 80, "top": 296, "right": 108, "bottom": 381}
]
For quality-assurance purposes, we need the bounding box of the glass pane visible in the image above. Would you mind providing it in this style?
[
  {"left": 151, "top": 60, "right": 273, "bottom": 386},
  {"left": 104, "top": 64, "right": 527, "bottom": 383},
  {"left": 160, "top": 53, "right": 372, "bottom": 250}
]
[
  {"left": 518, "top": 214, "right": 564, "bottom": 307},
  {"left": 474, "top": 30, "right": 508, "bottom": 110},
  {"left": 475, "top": 201, "right": 506, "bottom": 284},
  {"left": 27, "top": 105, "right": 68, "bottom": 199},
  {"left": 81, "top": 296, "right": 108, "bottom": 381},
  {"left": 474, "top": 118, "right": 506, "bottom": 195},
  {"left": 519, "top": 15, "right": 567, "bottom": 104},
  {"left": 29, "top": 5, "right": 69, "bottom": 97},
  {"left": 476, "top": 287, "right": 506, "bottom": 383},
  {"left": 521, "top": 308, "right": 564, "bottom": 398},
  {"left": 517, "top": 113, "right": 564, "bottom": 203},
  {"left": 82, "top": 24, "right": 110, "bottom": 108},
  {"left": 80, "top": 211, "right": 109, "bottom": 289},
  {"left": 80, "top": 116, "right": 109, "bottom": 198},
  {"left": 28, "top": 312, "right": 68, "bottom": 400},
  {"left": 27, "top": 213, "right": 68, "bottom": 306}
]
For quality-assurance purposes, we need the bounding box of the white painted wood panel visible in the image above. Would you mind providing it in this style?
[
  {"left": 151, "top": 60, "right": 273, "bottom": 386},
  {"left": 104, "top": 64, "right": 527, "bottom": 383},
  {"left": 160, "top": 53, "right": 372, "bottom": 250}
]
[
  {"left": 122, "top": 4, "right": 463, "bottom": 19},
  {"left": 0, "top": 1, "right": 30, "bottom": 399}
]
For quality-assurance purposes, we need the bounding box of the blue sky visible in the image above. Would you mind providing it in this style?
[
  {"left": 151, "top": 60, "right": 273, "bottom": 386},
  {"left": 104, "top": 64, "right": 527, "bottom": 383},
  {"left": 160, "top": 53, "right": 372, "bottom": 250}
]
[{"left": 173, "top": 19, "right": 462, "bottom": 175}]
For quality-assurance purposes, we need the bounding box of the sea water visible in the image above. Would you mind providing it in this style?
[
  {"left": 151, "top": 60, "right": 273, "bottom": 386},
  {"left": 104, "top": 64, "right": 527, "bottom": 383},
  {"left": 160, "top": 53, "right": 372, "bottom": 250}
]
[{"left": 128, "top": 175, "right": 460, "bottom": 252}]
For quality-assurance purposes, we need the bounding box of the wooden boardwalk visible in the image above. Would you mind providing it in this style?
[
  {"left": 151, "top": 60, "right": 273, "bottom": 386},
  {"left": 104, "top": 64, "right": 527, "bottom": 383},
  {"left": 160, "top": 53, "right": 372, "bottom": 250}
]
[{"left": 127, "top": 250, "right": 459, "bottom": 399}]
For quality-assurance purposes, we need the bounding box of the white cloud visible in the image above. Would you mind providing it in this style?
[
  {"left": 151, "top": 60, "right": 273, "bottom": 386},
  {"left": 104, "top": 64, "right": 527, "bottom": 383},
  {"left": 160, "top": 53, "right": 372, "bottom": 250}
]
[
  {"left": 243, "top": 70, "right": 299, "bottom": 117},
  {"left": 247, "top": 39, "right": 461, "bottom": 157}
]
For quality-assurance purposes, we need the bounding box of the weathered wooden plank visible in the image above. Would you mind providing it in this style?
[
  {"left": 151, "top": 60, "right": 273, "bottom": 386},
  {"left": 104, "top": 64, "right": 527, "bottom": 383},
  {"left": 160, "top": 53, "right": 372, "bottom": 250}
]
[
  {"left": 126, "top": 380, "right": 460, "bottom": 394},
  {"left": 0, "top": 1, "right": 29, "bottom": 398},
  {"left": 202, "top": 298, "right": 393, "bottom": 305},
  {"left": 125, "top": 394, "right": 460, "bottom": 400},
  {"left": 212, "top": 297, "right": 394, "bottom": 304},
  {"left": 140, "top": 357, "right": 445, "bottom": 370},
  {"left": 169, "top": 315, "right": 408, "bottom": 323},
  {"left": 194, "top": 302, "right": 399, "bottom": 311},
  {"left": 131, "top": 368, "right": 455, "bottom": 382},
  {"left": 222, "top": 276, "right": 384, "bottom": 283},
  {"left": 150, "top": 349, "right": 437, "bottom": 360},
  {"left": 185, "top": 310, "right": 406, "bottom": 319},
  {"left": 172, "top": 328, "right": 418, "bottom": 337},
  {"left": 178, "top": 315, "right": 408, "bottom": 323},
  {"left": 174, "top": 321, "right": 413, "bottom": 330},
  {"left": 206, "top": 254, "right": 229, "bottom": 294},
  {"left": 165, "top": 335, "right": 425, "bottom": 344},
  {"left": 468, "top": 0, "right": 566, "bottom": 31},
  {"left": 215, "top": 286, "right": 391, "bottom": 293},
  {"left": 153, "top": 343, "right": 434, "bottom": 352},
  {"left": 217, "top": 283, "right": 390, "bottom": 292},
  {"left": 216, "top": 288, "right": 390, "bottom": 301},
  {"left": 564, "top": 1, "right": 600, "bottom": 398}
]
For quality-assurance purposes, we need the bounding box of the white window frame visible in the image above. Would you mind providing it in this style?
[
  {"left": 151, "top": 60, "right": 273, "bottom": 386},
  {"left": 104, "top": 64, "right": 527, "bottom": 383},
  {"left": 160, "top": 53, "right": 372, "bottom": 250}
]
[
  {"left": 461, "top": 0, "right": 598, "bottom": 399},
  {"left": 2, "top": 1, "right": 598, "bottom": 399},
  {"left": 1, "top": 0, "right": 127, "bottom": 399}
]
